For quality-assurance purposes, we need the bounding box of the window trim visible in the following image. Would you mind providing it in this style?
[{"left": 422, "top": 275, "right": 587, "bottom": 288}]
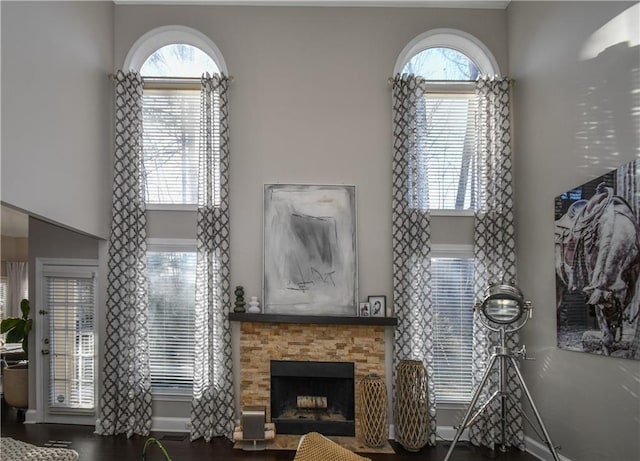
[
  {"left": 146, "top": 238, "right": 197, "bottom": 398},
  {"left": 123, "top": 25, "right": 227, "bottom": 75},
  {"left": 147, "top": 238, "right": 197, "bottom": 252},
  {"left": 395, "top": 29, "right": 499, "bottom": 213},
  {"left": 393, "top": 28, "right": 500, "bottom": 77},
  {"left": 34, "top": 258, "right": 99, "bottom": 425},
  {"left": 125, "top": 28, "right": 226, "bottom": 209},
  {"left": 430, "top": 209, "right": 475, "bottom": 217},
  {"left": 431, "top": 243, "right": 474, "bottom": 259},
  {"left": 146, "top": 203, "right": 199, "bottom": 212}
]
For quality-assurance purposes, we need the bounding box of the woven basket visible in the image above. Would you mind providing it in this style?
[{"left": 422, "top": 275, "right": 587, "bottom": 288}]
[
  {"left": 394, "top": 360, "right": 429, "bottom": 451},
  {"left": 358, "top": 374, "right": 388, "bottom": 447}
]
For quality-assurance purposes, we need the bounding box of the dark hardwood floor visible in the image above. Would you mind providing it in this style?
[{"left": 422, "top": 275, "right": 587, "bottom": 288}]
[{"left": 1, "top": 404, "right": 538, "bottom": 461}]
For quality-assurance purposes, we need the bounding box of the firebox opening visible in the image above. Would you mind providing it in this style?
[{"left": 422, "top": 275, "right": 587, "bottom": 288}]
[{"left": 270, "top": 360, "right": 355, "bottom": 436}]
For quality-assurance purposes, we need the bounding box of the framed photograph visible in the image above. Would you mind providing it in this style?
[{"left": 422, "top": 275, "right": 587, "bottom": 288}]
[
  {"left": 263, "top": 184, "right": 358, "bottom": 316},
  {"left": 368, "top": 295, "right": 386, "bottom": 317},
  {"left": 359, "top": 302, "right": 370, "bottom": 317}
]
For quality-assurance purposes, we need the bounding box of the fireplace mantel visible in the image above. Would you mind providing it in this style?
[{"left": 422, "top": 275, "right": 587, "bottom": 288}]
[{"left": 229, "top": 312, "right": 397, "bottom": 326}]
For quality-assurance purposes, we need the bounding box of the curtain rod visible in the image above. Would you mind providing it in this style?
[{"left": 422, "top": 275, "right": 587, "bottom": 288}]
[
  {"left": 108, "top": 74, "right": 234, "bottom": 83},
  {"left": 386, "top": 77, "right": 514, "bottom": 86}
]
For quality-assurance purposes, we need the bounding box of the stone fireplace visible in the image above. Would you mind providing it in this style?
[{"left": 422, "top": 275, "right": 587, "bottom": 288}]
[{"left": 234, "top": 315, "right": 392, "bottom": 438}]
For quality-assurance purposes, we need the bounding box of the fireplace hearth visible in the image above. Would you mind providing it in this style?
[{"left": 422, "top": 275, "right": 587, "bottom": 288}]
[{"left": 270, "top": 360, "right": 355, "bottom": 436}]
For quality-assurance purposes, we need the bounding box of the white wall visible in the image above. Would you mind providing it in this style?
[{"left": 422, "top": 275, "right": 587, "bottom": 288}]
[
  {"left": 1, "top": 1, "right": 114, "bottom": 239},
  {"left": 508, "top": 2, "right": 640, "bottom": 460},
  {"left": 114, "top": 3, "right": 508, "bottom": 425}
]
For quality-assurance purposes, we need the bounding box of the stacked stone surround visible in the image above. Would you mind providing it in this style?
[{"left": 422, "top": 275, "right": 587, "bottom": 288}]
[{"left": 238, "top": 321, "right": 386, "bottom": 437}]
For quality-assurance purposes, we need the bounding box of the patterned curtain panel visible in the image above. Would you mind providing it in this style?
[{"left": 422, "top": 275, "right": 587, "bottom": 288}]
[
  {"left": 470, "top": 77, "right": 524, "bottom": 449},
  {"left": 390, "top": 74, "right": 437, "bottom": 445},
  {"left": 190, "top": 74, "right": 234, "bottom": 442},
  {"left": 97, "top": 71, "right": 152, "bottom": 438}
]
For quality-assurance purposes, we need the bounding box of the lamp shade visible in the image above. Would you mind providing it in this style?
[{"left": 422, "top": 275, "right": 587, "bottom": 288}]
[{"left": 481, "top": 283, "right": 525, "bottom": 324}]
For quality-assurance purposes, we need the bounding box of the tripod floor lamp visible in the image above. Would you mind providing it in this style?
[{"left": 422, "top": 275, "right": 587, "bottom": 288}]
[{"left": 444, "top": 282, "right": 561, "bottom": 461}]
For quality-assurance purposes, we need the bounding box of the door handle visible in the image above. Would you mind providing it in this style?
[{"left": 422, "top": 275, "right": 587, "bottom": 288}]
[{"left": 41, "top": 349, "right": 50, "bottom": 355}]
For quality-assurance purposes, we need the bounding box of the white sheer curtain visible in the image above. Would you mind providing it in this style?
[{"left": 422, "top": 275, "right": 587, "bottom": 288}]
[{"left": 6, "top": 262, "right": 28, "bottom": 318}]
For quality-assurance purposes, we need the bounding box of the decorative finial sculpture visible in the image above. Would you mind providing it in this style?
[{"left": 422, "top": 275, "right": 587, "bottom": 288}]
[
  {"left": 247, "top": 296, "right": 261, "bottom": 314},
  {"left": 234, "top": 286, "right": 246, "bottom": 313}
]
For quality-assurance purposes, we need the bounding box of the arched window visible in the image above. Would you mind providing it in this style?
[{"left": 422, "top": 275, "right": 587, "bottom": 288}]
[
  {"left": 403, "top": 47, "right": 480, "bottom": 80},
  {"left": 392, "top": 30, "right": 500, "bottom": 406},
  {"left": 124, "top": 26, "right": 226, "bottom": 207},
  {"left": 394, "top": 28, "right": 498, "bottom": 78},
  {"left": 140, "top": 44, "right": 218, "bottom": 77},
  {"left": 123, "top": 26, "right": 228, "bottom": 394},
  {"left": 395, "top": 29, "right": 499, "bottom": 212},
  {"left": 124, "top": 25, "right": 227, "bottom": 75}
]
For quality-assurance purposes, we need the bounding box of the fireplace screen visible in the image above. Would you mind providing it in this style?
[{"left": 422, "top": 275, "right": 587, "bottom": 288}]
[{"left": 270, "top": 360, "right": 355, "bottom": 436}]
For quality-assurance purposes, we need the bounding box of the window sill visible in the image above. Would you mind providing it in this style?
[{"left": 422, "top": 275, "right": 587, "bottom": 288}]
[
  {"left": 152, "top": 390, "right": 192, "bottom": 402},
  {"left": 436, "top": 401, "right": 471, "bottom": 410},
  {"left": 146, "top": 204, "right": 198, "bottom": 212},
  {"left": 429, "top": 209, "right": 475, "bottom": 217}
]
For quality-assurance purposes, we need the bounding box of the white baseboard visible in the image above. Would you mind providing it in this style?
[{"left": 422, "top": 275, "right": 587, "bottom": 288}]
[
  {"left": 525, "top": 435, "right": 572, "bottom": 461},
  {"left": 24, "top": 409, "right": 38, "bottom": 424},
  {"left": 434, "top": 426, "right": 571, "bottom": 461},
  {"left": 92, "top": 417, "right": 190, "bottom": 433},
  {"left": 436, "top": 425, "right": 470, "bottom": 442}
]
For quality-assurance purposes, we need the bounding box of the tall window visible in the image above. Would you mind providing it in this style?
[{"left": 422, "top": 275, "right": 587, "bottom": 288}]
[
  {"left": 147, "top": 242, "right": 196, "bottom": 392},
  {"left": 431, "top": 249, "right": 475, "bottom": 403},
  {"left": 396, "top": 30, "right": 499, "bottom": 404},
  {"left": 396, "top": 29, "right": 498, "bottom": 212},
  {"left": 140, "top": 44, "right": 218, "bottom": 206},
  {"left": 124, "top": 26, "right": 227, "bottom": 397},
  {"left": 403, "top": 47, "right": 480, "bottom": 211}
]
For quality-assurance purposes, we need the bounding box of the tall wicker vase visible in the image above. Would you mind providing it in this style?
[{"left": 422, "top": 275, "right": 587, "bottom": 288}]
[
  {"left": 394, "top": 359, "right": 429, "bottom": 452},
  {"left": 358, "top": 374, "right": 388, "bottom": 447}
]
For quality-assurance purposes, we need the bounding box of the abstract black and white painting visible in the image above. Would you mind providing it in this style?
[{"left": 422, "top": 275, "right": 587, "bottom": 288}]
[
  {"left": 263, "top": 184, "right": 357, "bottom": 316},
  {"left": 555, "top": 160, "right": 640, "bottom": 360}
]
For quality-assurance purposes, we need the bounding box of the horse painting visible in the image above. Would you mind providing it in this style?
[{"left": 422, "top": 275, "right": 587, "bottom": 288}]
[{"left": 555, "top": 165, "right": 640, "bottom": 360}]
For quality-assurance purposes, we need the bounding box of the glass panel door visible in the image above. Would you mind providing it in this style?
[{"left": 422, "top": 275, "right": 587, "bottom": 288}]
[{"left": 41, "top": 266, "right": 96, "bottom": 419}]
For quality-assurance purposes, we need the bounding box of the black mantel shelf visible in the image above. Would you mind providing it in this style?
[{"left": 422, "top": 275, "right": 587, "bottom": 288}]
[{"left": 229, "top": 312, "right": 397, "bottom": 326}]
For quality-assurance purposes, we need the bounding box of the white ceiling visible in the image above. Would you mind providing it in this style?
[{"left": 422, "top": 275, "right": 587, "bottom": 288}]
[{"left": 114, "top": 0, "right": 510, "bottom": 8}]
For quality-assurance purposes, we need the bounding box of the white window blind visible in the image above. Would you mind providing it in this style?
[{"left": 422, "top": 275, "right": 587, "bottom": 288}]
[
  {"left": 143, "top": 89, "right": 201, "bottom": 205},
  {"left": 418, "top": 93, "right": 478, "bottom": 211},
  {"left": 147, "top": 249, "right": 196, "bottom": 392},
  {"left": 44, "top": 273, "right": 95, "bottom": 411},
  {"left": 431, "top": 256, "right": 475, "bottom": 403}
]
